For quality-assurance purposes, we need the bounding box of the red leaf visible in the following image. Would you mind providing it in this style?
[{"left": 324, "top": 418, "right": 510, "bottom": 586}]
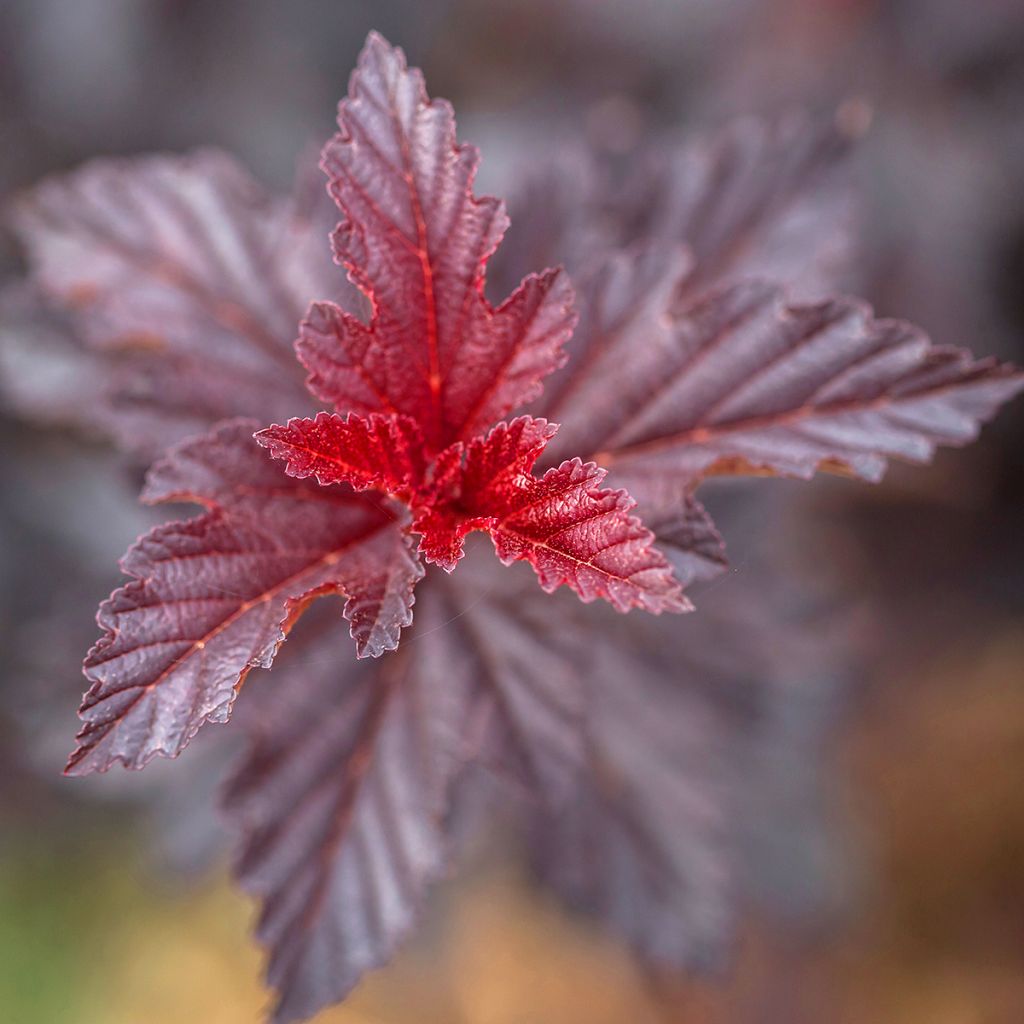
[
  {"left": 410, "top": 417, "right": 559, "bottom": 570},
  {"left": 252, "top": 409, "right": 683, "bottom": 614},
  {"left": 255, "top": 411, "right": 426, "bottom": 497},
  {"left": 66, "top": 421, "right": 422, "bottom": 775},
  {"left": 304, "top": 33, "right": 577, "bottom": 448},
  {"left": 456, "top": 415, "right": 559, "bottom": 508},
  {"left": 488, "top": 457, "right": 690, "bottom": 614}
]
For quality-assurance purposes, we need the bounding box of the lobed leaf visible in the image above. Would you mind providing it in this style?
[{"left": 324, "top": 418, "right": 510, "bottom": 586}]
[
  {"left": 255, "top": 412, "right": 426, "bottom": 496},
  {"left": 224, "top": 571, "right": 585, "bottom": 1022},
  {"left": 488, "top": 458, "right": 690, "bottom": 614},
  {"left": 410, "top": 417, "right": 559, "bottom": 570},
  {"left": 67, "top": 421, "right": 422, "bottom": 775},
  {"left": 585, "top": 281, "right": 1024, "bottom": 486},
  {"left": 7, "top": 150, "right": 348, "bottom": 452},
  {"left": 307, "top": 32, "right": 576, "bottom": 448},
  {"left": 225, "top": 605, "right": 475, "bottom": 1024}
]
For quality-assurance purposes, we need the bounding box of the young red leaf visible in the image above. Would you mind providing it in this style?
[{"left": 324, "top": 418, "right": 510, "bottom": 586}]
[
  {"left": 488, "top": 457, "right": 690, "bottom": 614},
  {"left": 66, "top": 421, "right": 422, "bottom": 776},
  {"left": 304, "top": 32, "right": 577, "bottom": 448},
  {"left": 410, "top": 417, "right": 559, "bottom": 570},
  {"left": 255, "top": 411, "right": 426, "bottom": 496}
]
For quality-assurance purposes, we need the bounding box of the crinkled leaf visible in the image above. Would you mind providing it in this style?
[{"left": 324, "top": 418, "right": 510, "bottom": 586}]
[
  {"left": 66, "top": 421, "right": 422, "bottom": 775},
  {"left": 254, "top": 409, "right": 682, "bottom": 613},
  {"left": 488, "top": 457, "right": 689, "bottom": 614},
  {"left": 255, "top": 412, "right": 426, "bottom": 496},
  {"left": 305, "top": 33, "right": 576, "bottom": 448},
  {"left": 411, "top": 417, "right": 559, "bottom": 571}
]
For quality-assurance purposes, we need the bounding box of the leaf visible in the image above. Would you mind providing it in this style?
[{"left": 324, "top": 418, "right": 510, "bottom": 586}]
[
  {"left": 487, "top": 457, "right": 690, "bottom": 614},
  {"left": 620, "top": 109, "right": 862, "bottom": 301},
  {"left": 224, "top": 566, "right": 586, "bottom": 1023},
  {"left": 410, "top": 416, "right": 560, "bottom": 571},
  {"left": 255, "top": 411, "right": 426, "bottom": 496},
  {"left": 586, "top": 282, "right": 1024, "bottom": 485},
  {"left": 530, "top": 637, "right": 737, "bottom": 971},
  {"left": 525, "top": 523, "right": 845, "bottom": 973},
  {"left": 225, "top": 600, "right": 476, "bottom": 1024},
  {"left": 428, "top": 558, "right": 587, "bottom": 803},
  {"left": 66, "top": 421, "right": 422, "bottom": 776},
  {"left": 535, "top": 241, "right": 693, "bottom": 465},
  {"left": 8, "top": 149, "right": 347, "bottom": 453},
  {"left": 255, "top": 410, "right": 683, "bottom": 612},
  {"left": 498, "top": 109, "right": 860, "bottom": 301},
  {"left": 305, "top": 32, "right": 577, "bottom": 448}
]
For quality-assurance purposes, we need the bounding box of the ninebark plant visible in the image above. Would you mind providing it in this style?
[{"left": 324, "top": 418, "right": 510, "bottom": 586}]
[{"left": 6, "top": 33, "right": 1022, "bottom": 1023}]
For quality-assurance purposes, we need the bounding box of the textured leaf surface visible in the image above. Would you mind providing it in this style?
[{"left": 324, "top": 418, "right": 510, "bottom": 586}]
[
  {"left": 8, "top": 150, "right": 346, "bottom": 452},
  {"left": 225, "top": 600, "right": 474, "bottom": 1024},
  {"left": 488, "top": 457, "right": 689, "bottom": 614},
  {"left": 254, "top": 409, "right": 682, "bottom": 612},
  {"left": 255, "top": 412, "right": 426, "bottom": 496},
  {"left": 410, "top": 417, "right": 559, "bottom": 570},
  {"left": 67, "top": 421, "right": 421, "bottom": 775},
  {"left": 224, "top": 568, "right": 586, "bottom": 1022},
  {"left": 546, "top": 276, "right": 1023, "bottom": 486},
  {"left": 307, "top": 33, "right": 576, "bottom": 447}
]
